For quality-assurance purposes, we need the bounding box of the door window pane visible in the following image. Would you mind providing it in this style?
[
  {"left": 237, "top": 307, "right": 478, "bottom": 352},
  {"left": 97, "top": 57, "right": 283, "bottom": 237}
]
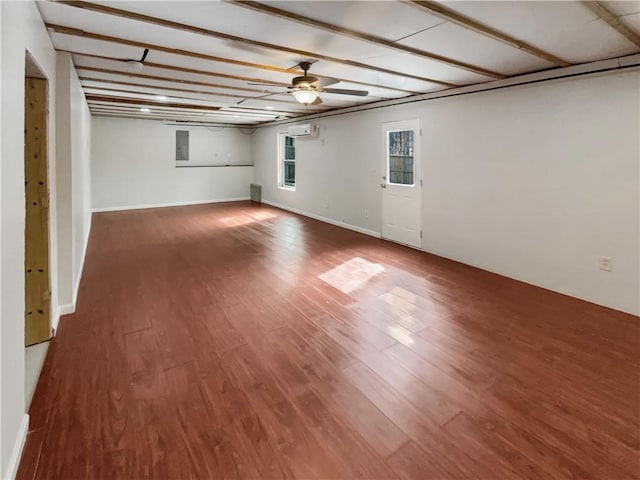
[{"left": 388, "top": 130, "right": 414, "bottom": 186}]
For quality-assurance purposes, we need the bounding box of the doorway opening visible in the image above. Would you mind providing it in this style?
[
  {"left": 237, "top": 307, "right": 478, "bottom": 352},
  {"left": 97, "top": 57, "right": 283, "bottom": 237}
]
[
  {"left": 24, "top": 52, "right": 52, "bottom": 348},
  {"left": 24, "top": 52, "right": 52, "bottom": 406}
]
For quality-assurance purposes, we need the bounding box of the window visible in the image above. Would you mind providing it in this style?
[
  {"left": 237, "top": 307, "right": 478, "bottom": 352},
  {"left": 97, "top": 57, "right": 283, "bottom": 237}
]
[
  {"left": 279, "top": 133, "right": 296, "bottom": 189},
  {"left": 387, "top": 130, "right": 414, "bottom": 186}
]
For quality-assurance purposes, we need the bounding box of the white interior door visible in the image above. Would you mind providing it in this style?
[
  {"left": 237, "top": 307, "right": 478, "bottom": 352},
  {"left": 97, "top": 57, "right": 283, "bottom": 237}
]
[{"left": 381, "top": 119, "right": 422, "bottom": 248}]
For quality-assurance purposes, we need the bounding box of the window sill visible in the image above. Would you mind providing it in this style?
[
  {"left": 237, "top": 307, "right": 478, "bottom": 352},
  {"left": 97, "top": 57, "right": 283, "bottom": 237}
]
[{"left": 279, "top": 186, "right": 296, "bottom": 192}]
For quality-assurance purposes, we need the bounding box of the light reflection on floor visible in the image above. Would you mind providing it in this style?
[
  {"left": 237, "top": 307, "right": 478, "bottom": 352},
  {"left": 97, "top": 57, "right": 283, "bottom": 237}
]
[
  {"left": 319, "top": 257, "right": 385, "bottom": 294},
  {"left": 386, "top": 324, "right": 415, "bottom": 346},
  {"left": 220, "top": 211, "right": 279, "bottom": 227}
]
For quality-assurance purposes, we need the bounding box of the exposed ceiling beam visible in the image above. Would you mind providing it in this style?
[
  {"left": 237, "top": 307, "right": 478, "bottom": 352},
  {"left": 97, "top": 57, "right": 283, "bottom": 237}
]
[
  {"left": 86, "top": 99, "right": 321, "bottom": 115},
  {"left": 83, "top": 87, "right": 291, "bottom": 108},
  {"left": 86, "top": 105, "right": 260, "bottom": 119},
  {"left": 78, "top": 76, "right": 312, "bottom": 113},
  {"left": 79, "top": 80, "right": 301, "bottom": 107},
  {"left": 79, "top": 76, "right": 254, "bottom": 96},
  {"left": 85, "top": 94, "right": 222, "bottom": 111},
  {"left": 409, "top": 1, "right": 571, "bottom": 67},
  {"left": 88, "top": 105, "right": 298, "bottom": 119},
  {"left": 57, "top": 1, "right": 456, "bottom": 88},
  {"left": 50, "top": 24, "right": 305, "bottom": 76},
  {"left": 57, "top": 39, "right": 422, "bottom": 96},
  {"left": 227, "top": 0, "right": 503, "bottom": 79},
  {"left": 582, "top": 1, "right": 640, "bottom": 49},
  {"left": 72, "top": 50, "right": 375, "bottom": 102},
  {"left": 76, "top": 66, "right": 276, "bottom": 93},
  {"left": 88, "top": 106, "right": 217, "bottom": 116},
  {"left": 70, "top": 50, "right": 299, "bottom": 94},
  {"left": 78, "top": 67, "right": 330, "bottom": 110},
  {"left": 86, "top": 101, "right": 302, "bottom": 118},
  {"left": 89, "top": 111, "right": 263, "bottom": 124},
  {"left": 88, "top": 105, "right": 282, "bottom": 118},
  {"left": 88, "top": 111, "right": 290, "bottom": 124}
]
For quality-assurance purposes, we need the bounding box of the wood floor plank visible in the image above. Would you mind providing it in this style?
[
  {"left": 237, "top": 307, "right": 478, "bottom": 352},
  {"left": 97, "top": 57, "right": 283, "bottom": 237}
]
[
  {"left": 387, "top": 440, "right": 462, "bottom": 480},
  {"left": 220, "top": 343, "right": 288, "bottom": 411},
  {"left": 17, "top": 201, "right": 639, "bottom": 479},
  {"left": 341, "top": 361, "right": 478, "bottom": 478},
  {"left": 443, "top": 411, "right": 546, "bottom": 480},
  {"left": 292, "top": 389, "right": 396, "bottom": 478}
]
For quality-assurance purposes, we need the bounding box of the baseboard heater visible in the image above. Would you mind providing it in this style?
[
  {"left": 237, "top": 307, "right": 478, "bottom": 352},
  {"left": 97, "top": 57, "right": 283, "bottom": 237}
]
[{"left": 250, "top": 184, "right": 262, "bottom": 203}]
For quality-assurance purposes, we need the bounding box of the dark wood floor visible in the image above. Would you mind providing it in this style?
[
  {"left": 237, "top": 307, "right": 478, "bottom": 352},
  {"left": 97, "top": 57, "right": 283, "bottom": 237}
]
[{"left": 18, "top": 201, "right": 639, "bottom": 480}]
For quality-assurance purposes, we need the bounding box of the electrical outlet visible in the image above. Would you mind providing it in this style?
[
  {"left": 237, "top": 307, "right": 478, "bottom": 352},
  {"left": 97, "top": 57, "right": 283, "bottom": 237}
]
[
  {"left": 364, "top": 209, "right": 369, "bottom": 218},
  {"left": 599, "top": 256, "right": 613, "bottom": 272}
]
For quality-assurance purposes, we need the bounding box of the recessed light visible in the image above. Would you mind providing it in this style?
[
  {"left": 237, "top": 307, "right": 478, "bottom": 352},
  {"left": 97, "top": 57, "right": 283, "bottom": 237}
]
[
  {"left": 155, "top": 95, "right": 167, "bottom": 101},
  {"left": 265, "top": 106, "right": 274, "bottom": 110},
  {"left": 140, "top": 107, "right": 150, "bottom": 113}
]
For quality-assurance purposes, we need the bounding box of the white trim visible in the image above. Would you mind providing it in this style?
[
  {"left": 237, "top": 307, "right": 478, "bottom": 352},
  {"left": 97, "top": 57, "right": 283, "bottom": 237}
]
[
  {"left": 92, "top": 197, "right": 251, "bottom": 213},
  {"left": 262, "top": 200, "right": 381, "bottom": 238},
  {"left": 4, "top": 414, "right": 29, "bottom": 480}
]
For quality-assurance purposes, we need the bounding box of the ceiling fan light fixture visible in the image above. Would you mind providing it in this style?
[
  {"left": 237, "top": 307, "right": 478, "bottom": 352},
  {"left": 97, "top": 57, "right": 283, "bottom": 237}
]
[
  {"left": 126, "top": 60, "right": 144, "bottom": 71},
  {"left": 292, "top": 88, "right": 319, "bottom": 105}
]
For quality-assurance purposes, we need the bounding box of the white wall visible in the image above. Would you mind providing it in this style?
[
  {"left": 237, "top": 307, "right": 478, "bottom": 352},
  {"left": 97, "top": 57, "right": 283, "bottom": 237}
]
[
  {"left": 56, "top": 52, "right": 92, "bottom": 315},
  {"left": 253, "top": 70, "right": 640, "bottom": 315},
  {"left": 0, "top": 2, "right": 58, "bottom": 477},
  {"left": 92, "top": 118, "right": 253, "bottom": 210}
]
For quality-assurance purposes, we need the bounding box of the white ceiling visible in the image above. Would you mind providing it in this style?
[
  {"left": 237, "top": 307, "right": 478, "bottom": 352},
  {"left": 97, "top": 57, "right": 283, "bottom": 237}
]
[{"left": 36, "top": 0, "right": 640, "bottom": 125}]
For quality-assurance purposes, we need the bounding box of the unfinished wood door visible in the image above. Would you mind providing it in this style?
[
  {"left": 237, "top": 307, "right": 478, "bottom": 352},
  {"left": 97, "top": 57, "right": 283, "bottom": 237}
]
[{"left": 25, "top": 77, "right": 52, "bottom": 346}]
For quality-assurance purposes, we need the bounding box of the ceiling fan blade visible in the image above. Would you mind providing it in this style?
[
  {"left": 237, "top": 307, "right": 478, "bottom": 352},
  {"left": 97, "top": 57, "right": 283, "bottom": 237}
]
[
  {"left": 311, "top": 96, "right": 323, "bottom": 105},
  {"left": 237, "top": 91, "right": 284, "bottom": 105},
  {"left": 247, "top": 82, "right": 289, "bottom": 87},
  {"left": 321, "top": 88, "right": 369, "bottom": 97},
  {"left": 140, "top": 48, "right": 149, "bottom": 63},
  {"left": 313, "top": 77, "right": 339, "bottom": 88}
]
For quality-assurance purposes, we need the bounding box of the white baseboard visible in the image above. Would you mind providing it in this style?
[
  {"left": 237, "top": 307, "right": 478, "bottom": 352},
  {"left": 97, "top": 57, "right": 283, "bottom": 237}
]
[
  {"left": 92, "top": 197, "right": 251, "bottom": 213},
  {"left": 262, "top": 200, "right": 381, "bottom": 239},
  {"left": 55, "top": 214, "right": 93, "bottom": 322},
  {"left": 71, "top": 217, "right": 92, "bottom": 309},
  {"left": 4, "top": 414, "right": 29, "bottom": 480},
  {"left": 58, "top": 303, "right": 75, "bottom": 316}
]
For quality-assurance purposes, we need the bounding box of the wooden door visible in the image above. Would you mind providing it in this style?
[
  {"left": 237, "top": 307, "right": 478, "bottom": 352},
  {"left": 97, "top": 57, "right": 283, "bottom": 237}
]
[
  {"left": 381, "top": 119, "right": 422, "bottom": 249},
  {"left": 25, "top": 77, "right": 52, "bottom": 346}
]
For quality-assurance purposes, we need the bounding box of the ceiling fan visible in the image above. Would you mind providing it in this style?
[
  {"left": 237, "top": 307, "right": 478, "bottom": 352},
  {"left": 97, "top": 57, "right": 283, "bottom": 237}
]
[
  {"left": 243, "top": 61, "right": 369, "bottom": 105},
  {"left": 122, "top": 48, "right": 149, "bottom": 71}
]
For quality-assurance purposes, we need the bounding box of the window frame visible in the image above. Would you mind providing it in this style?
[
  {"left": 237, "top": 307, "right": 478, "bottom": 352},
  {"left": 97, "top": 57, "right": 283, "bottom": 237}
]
[{"left": 278, "top": 132, "right": 296, "bottom": 191}]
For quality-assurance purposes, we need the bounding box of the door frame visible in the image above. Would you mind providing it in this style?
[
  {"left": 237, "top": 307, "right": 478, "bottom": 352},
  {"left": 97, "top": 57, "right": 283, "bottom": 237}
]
[{"left": 380, "top": 118, "right": 422, "bottom": 249}]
